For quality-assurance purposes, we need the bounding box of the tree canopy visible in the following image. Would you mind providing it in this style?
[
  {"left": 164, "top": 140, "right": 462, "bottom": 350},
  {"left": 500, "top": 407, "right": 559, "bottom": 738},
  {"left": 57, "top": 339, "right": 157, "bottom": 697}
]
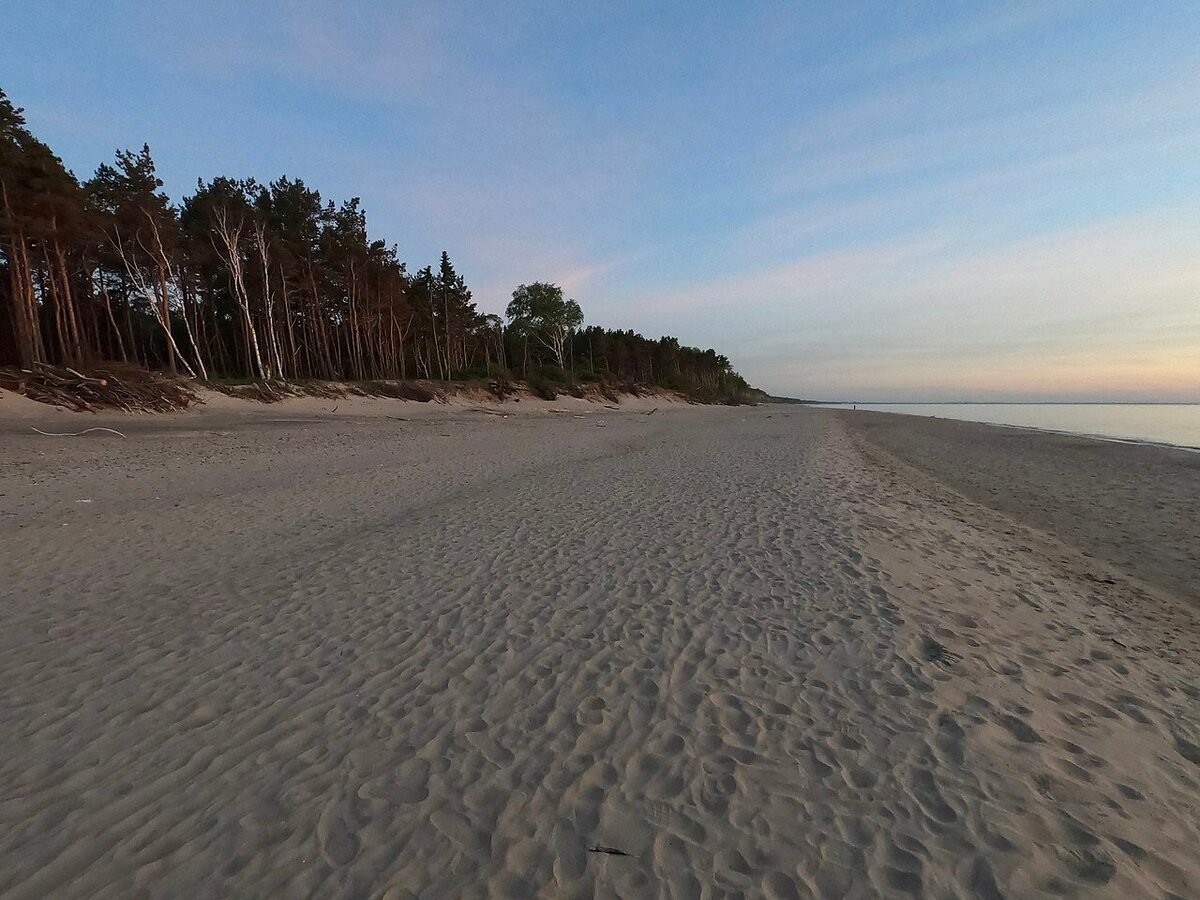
[
  {"left": 505, "top": 282, "right": 583, "bottom": 368},
  {"left": 0, "top": 86, "right": 755, "bottom": 403}
]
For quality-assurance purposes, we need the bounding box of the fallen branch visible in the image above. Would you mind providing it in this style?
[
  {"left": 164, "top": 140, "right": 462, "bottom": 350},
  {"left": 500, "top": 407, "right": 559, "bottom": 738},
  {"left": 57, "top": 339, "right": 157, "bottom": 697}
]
[
  {"left": 31, "top": 426, "right": 126, "bottom": 439},
  {"left": 2, "top": 363, "right": 198, "bottom": 412},
  {"left": 919, "top": 635, "right": 959, "bottom": 667},
  {"left": 588, "top": 845, "right": 634, "bottom": 858}
]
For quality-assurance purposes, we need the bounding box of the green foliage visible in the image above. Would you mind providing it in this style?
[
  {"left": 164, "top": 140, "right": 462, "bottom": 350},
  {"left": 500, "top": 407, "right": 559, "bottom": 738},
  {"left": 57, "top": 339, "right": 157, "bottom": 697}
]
[
  {"left": 0, "top": 86, "right": 761, "bottom": 404},
  {"left": 487, "top": 371, "right": 518, "bottom": 399},
  {"left": 565, "top": 326, "right": 755, "bottom": 404},
  {"left": 449, "top": 366, "right": 490, "bottom": 382},
  {"left": 528, "top": 375, "right": 558, "bottom": 400},
  {"left": 505, "top": 282, "right": 583, "bottom": 368}
]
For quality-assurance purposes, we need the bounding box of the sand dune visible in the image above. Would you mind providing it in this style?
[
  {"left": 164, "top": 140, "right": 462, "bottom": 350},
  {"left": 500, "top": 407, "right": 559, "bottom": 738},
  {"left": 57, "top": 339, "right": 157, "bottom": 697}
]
[{"left": 1, "top": 404, "right": 1197, "bottom": 897}]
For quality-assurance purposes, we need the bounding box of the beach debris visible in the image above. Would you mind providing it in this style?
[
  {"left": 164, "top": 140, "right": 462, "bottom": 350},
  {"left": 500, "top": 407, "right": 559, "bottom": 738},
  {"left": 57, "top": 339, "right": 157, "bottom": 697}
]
[
  {"left": 488, "top": 378, "right": 517, "bottom": 400},
  {"left": 1033, "top": 773, "right": 1057, "bottom": 799},
  {"left": 588, "top": 845, "right": 634, "bottom": 858},
  {"left": 3, "top": 363, "right": 198, "bottom": 412},
  {"left": 645, "top": 407, "right": 658, "bottom": 415},
  {"left": 212, "top": 379, "right": 342, "bottom": 403},
  {"left": 31, "top": 426, "right": 127, "bottom": 439},
  {"left": 920, "top": 636, "right": 960, "bottom": 666},
  {"left": 214, "top": 381, "right": 290, "bottom": 403},
  {"left": 1082, "top": 573, "right": 1117, "bottom": 585},
  {"left": 349, "top": 381, "right": 438, "bottom": 402},
  {"left": 213, "top": 379, "right": 441, "bottom": 404}
]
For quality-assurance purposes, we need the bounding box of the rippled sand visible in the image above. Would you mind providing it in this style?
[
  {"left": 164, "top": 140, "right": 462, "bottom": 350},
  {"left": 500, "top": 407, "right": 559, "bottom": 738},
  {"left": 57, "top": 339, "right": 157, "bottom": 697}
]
[{"left": 1, "top": 404, "right": 1197, "bottom": 898}]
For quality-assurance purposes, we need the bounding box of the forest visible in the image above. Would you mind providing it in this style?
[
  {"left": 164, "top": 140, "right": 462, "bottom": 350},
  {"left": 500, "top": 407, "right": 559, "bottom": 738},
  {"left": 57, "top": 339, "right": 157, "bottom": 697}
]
[{"left": 0, "top": 88, "right": 756, "bottom": 406}]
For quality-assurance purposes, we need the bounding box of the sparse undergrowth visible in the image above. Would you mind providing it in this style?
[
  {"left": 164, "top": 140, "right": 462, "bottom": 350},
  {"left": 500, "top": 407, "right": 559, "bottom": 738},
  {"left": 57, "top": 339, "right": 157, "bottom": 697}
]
[
  {"left": 2, "top": 364, "right": 756, "bottom": 413},
  {"left": 0, "top": 363, "right": 200, "bottom": 412}
]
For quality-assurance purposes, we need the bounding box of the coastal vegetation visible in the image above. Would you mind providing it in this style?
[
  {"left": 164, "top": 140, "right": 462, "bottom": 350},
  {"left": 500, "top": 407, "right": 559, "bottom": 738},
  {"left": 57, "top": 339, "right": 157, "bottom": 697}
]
[{"left": 0, "top": 89, "right": 755, "bottom": 406}]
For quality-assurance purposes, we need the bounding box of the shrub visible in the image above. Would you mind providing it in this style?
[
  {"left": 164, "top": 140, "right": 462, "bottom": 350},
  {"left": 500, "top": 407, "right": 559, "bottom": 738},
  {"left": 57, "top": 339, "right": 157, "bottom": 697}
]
[
  {"left": 449, "top": 366, "right": 490, "bottom": 382},
  {"left": 528, "top": 376, "right": 558, "bottom": 400},
  {"left": 488, "top": 376, "right": 517, "bottom": 400},
  {"left": 355, "top": 381, "right": 436, "bottom": 402}
]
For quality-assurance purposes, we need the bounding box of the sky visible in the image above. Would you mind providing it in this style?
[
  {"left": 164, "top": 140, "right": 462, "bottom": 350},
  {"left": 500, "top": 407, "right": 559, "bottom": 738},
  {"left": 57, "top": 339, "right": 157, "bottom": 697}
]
[{"left": 3, "top": 0, "right": 1199, "bottom": 400}]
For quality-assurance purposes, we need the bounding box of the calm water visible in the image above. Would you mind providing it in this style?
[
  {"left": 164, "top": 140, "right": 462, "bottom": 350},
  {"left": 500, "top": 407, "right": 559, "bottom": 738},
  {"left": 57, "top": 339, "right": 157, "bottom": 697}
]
[{"left": 828, "top": 403, "right": 1200, "bottom": 449}]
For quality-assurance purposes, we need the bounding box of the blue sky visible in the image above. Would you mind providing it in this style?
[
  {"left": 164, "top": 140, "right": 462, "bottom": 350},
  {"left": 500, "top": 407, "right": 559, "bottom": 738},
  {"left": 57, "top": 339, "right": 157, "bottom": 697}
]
[{"left": 4, "top": 1, "right": 1199, "bottom": 399}]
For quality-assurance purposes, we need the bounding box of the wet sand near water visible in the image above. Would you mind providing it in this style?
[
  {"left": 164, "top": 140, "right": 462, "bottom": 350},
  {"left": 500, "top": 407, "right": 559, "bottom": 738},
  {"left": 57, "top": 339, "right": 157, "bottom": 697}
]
[{"left": 841, "top": 409, "right": 1200, "bottom": 602}]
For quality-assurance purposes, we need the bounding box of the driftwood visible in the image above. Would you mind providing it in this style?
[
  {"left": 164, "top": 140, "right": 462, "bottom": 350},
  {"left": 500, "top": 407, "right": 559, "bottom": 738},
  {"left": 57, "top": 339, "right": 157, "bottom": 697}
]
[
  {"left": 1, "top": 363, "right": 199, "bottom": 413},
  {"left": 31, "top": 426, "right": 126, "bottom": 438},
  {"left": 211, "top": 380, "right": 348, "bottom": 403},
  {"left": 920, "top": 636, "right": 960, "bottom": 667},
  {"left": 588, "top": 845, "right": 634, "bottom": 858},
  {"left": 211, "top": 381, "right": 289, "bottom": 403},
  {"left": 348, "top": 381, "right": 438, "bottom": 402}
]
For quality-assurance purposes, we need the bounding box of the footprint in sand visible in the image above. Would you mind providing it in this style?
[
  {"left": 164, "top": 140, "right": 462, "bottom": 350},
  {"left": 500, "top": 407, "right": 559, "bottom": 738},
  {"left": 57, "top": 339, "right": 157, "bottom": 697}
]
[{"left": 317, "top": 799, "right": 362, "bottom": 867}]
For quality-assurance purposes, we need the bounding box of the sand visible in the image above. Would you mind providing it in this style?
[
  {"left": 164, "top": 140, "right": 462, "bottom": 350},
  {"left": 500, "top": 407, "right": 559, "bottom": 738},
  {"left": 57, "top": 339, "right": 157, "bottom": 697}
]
[
  {"left": 843, "top": 410, "right": 1200, "bottom": 602},
  {"left": 1, "top": 400, "right": 1197, "bottom": 898}
]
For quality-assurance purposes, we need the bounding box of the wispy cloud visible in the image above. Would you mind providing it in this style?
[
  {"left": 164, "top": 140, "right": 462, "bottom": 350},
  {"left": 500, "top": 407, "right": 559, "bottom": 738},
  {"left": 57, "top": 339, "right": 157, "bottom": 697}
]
[
  {"left": 836, "top": 0, "right": 1089, "bottom": 79},
  {"left": 772, "top": 62, "right": 1200, "bottom": 199},
  {"left": 624, "top": 207, "right": 1200, "bottom": 400}
]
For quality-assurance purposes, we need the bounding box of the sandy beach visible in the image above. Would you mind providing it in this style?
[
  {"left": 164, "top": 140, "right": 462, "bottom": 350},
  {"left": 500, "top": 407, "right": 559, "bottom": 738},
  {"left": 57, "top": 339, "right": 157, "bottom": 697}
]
[
  {"left": 1, "top": 400, "right": 1198, "bottom": 898},
  {"left": 846, "top": 410, "right": 1200, "bottom": 602}
]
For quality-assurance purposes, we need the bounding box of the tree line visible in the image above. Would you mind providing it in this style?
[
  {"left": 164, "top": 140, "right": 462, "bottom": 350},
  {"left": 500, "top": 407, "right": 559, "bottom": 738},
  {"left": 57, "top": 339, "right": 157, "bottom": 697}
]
[{"left": 1, "top": 88, "right": 754, "bottom": 402}]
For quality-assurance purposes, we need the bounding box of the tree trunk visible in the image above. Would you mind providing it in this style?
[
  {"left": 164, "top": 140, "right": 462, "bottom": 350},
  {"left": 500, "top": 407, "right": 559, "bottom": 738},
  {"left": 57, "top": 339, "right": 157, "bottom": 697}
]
[
  {"left": 98, "top": 278, "right": 128, "bottom": 363},
  {"left": 53, "top": 240, "right": 86, "bottom": 363}
]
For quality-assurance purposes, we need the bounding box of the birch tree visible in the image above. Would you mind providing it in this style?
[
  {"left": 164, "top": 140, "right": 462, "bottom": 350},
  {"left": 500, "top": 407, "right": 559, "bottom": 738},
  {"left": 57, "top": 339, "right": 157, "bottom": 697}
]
[{"left": 505, "top": 282, "right": 583, "bottom": 370}]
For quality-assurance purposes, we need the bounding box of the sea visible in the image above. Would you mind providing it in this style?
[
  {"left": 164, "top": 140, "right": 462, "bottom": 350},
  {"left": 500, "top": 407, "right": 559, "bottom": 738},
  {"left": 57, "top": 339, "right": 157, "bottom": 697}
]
[{"left": 825, "top": 403, "right": 1200, "bottom": 450}]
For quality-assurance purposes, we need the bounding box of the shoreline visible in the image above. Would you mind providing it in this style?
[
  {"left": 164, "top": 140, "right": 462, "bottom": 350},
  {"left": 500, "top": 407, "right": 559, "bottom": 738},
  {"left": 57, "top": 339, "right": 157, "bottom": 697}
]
[
  {"left": 839, "top": 408, "right": 1199, "bottom": 603},
  {"left": 982, "top": 421, "right": 1200, "bottom": 455},
  {"left": 822, "top": 403, "right": 1200, "bottom": 452}
]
